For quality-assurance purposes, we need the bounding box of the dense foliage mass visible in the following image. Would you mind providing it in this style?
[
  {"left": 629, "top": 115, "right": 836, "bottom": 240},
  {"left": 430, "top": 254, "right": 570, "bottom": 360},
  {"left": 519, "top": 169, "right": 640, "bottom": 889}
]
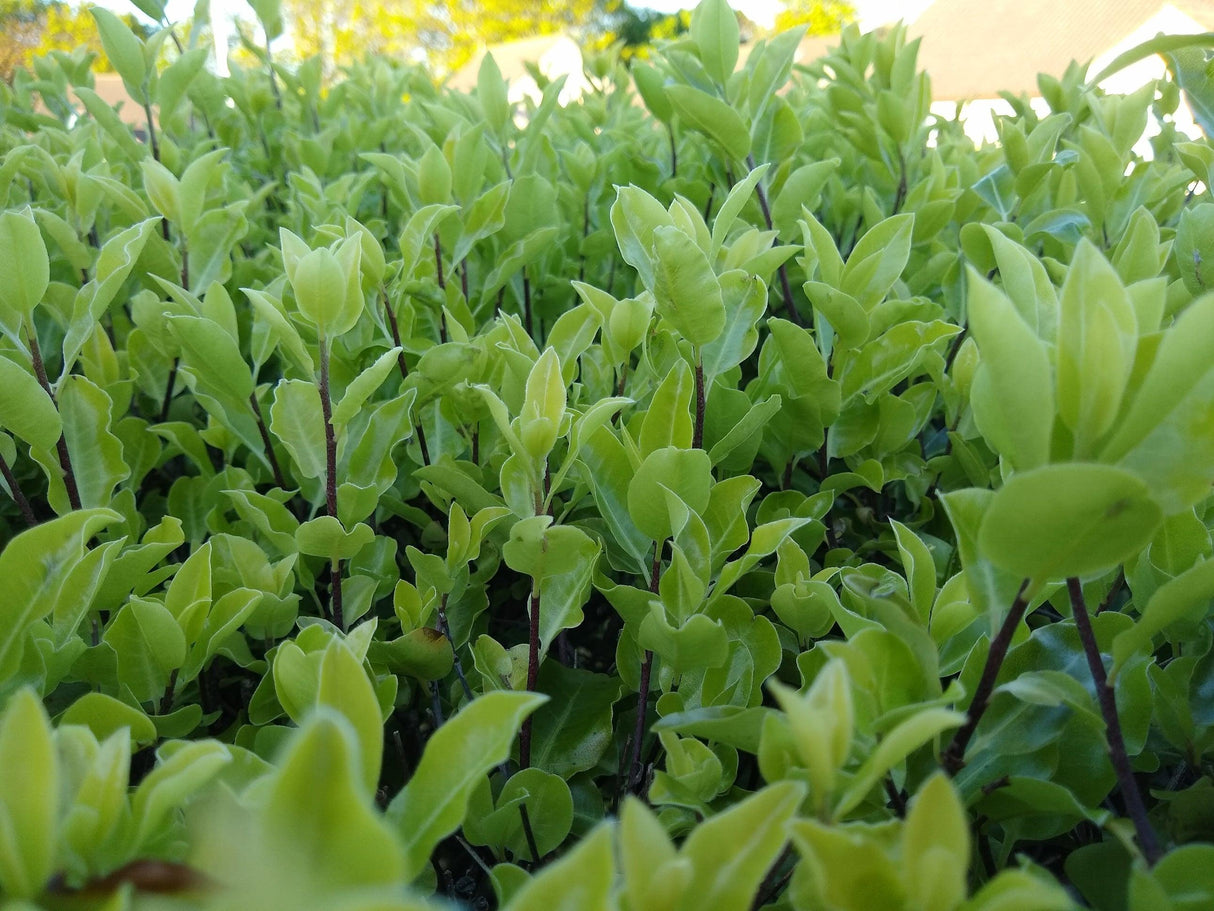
[{"left": 2, "top": 0, "right": 1214, "bottom": 908}]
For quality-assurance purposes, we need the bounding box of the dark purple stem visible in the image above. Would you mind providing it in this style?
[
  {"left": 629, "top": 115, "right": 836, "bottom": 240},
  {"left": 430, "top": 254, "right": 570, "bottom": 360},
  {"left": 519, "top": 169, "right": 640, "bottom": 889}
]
[
  {"left": 693, "top": 358, "right": 706, "bottom": 450},
  {"left": 746, "top": 154, "right": 803, "bottom": 327},
  {"left": 629, "top": 542, "right": 663, "bottom": 794},
  {"left": 249, "top": 392, "right": 288, "bottom": 490},
  {"left": 943, "top": 579, "right": 1031, "bottom": 774},
  {"left": 1067, "top": 577, "right": 1162, "bottom": 865},
  {"left": 0, "top": 451, "right": 37, "bottom": 527},
  {"left": 318, "top": 338, "right": 344, "bottom": 631},
  {"left": 518, "top": 586, "right": 541, "bottom": 769},
  {"left": 28, "top": 329, "right": 80, "bottom": 511}
]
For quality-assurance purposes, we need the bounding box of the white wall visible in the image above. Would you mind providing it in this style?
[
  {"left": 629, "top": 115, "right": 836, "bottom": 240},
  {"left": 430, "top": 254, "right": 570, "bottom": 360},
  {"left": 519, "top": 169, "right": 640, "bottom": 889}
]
[{"left": 931, "top": 5, "right": 1208, "bottom": 153}]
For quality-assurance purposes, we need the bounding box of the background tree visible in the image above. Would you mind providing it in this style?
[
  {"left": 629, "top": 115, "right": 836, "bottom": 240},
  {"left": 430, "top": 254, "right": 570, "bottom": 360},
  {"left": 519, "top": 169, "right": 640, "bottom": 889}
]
[
  {"left": 1, "top": 0, "right": 48, "bottom": 80},
  {"left": 1, "top": 0, "right": 149, "bottom": 80},
  {"left": 282, "top": 0, "right": 604, "bottom": 76},
  {"left": 774, "top": 0, "right": 853, "bottom": 33}
]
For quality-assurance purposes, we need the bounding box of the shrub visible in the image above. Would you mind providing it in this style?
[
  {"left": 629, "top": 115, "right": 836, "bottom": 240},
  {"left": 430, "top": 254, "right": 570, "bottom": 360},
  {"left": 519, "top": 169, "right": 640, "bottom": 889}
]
[{"left": 1, "top": 1, "right": 1214, "bottom": 908}]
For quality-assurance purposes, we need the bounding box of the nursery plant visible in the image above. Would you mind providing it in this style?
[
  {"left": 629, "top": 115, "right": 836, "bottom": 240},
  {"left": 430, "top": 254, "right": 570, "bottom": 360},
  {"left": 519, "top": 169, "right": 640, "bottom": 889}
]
[{"left": 2, "top": 0, "right": 1214, "bottom": 907}]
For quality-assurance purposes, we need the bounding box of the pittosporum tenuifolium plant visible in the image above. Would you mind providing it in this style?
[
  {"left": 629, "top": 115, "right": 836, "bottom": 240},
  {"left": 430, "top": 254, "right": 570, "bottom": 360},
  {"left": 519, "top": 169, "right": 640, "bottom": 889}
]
[{"left": 2, "top": 0, "right": 1214, "bottom": 907}]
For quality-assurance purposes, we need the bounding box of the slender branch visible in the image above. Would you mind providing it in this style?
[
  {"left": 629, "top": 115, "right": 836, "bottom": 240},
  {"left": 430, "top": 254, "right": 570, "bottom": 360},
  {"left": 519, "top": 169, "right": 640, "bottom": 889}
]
[
  {"left": 943, "top": 579, "right": 1031, "bottom": 774},
  {"left": 629, "top": 542, "right": 663, "bottom": 794},
  {"left": 667, "top": 123, "right": 678, "bottom": 178},
  {"left": 381, "top": 289, "right": 430, "bottom": 466},
  {"left": 437, "top": 594, "right": 475, "bottom": 703},
  {"left": 751, "top": 845, "right": 794, "bottom": 911},
  {"left": 0, "top": 451, "right": 37, "bottom": 527},
  {"left": 1067, "top": 577, "right": 1162, "bottom": 866},
  {"left": 142, "top": 98, "right": 162, "bottom": 166},
  {"left": 159, "top": 668, "right": 179, "bottom": 715},
  {"left": 433, "top": 233, "right": 446, "bottom": 290},
  {"left": 746, "top": 155, "right": 802, "bottom": 327},
  {"left": 28, "top": 329, "right": 81, "bottom": 511},
  {"left": 518, "top": 586, "right": 541, "bottom": 769},
  {"left": 318, "top": 338, "right": 344, "bottom": 631},
  {"left": 691, "top": 355, "right": 707, "bottom": 449},
  {"left": 159, "top": 359, "right": 178, "bottom": 423},
  {"left": 523, "top": 267, "right": 533, "bottom": 339},
  {"left": 430, "top": 679, "right": 444, "bottom": 726},
  {"left": 519, "top": 803, "right": 541, "bottom": 865},
  {"left": 249, "top": 392, "right": 288, "bottom": 490},
  {"left": 1097, "top": 570, "right": 1126, "bottom": 615}
]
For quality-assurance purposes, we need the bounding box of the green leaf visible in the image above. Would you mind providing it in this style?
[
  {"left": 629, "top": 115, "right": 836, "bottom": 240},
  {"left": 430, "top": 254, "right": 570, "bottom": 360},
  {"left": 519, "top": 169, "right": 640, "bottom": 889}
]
[
  {"left": 288, "top": 242, "right": 363, "bottom": 339},
  {"left": 690, "top": 0, "right": 739, "bottom": 85},
  {"left": 0, "top": 356, "right": 60, "bottom": 450},
  {"left": 331, "top": 346, "right": 401, "bottom": 427},
  {"left": 666, "top": 85, "right": 751, "bottom": 163},
  {"left": 520, "top": 347, "right": 566, "bottom": 463},
  {"left": 53, "top": 376, "right": 128, "bottom": 510},
  {"left": 678, "top": 781, "right": 805, "bottom": 911},
  {"left": 611, "top": 186, "right": 674, "bottom": 290},
  {"left": 628, "top": 447, "right": 713, "bottom": 543},
  {"left": 65, "top": 218, "right": 160, "bottom": 377},
  {"left": 1111, "top": 558, "right": 1214, "bottom": 679},
  {"left": 262, "top": 712, "right": 403, "bottom": 890},
  {"left": 840, "top": 213, "right": 914, "bottom": 309},
  {"left": 640, "top": 359, "right": 695, "bottom": 457},
  {"left": 131, "top": 740, "right": 230, "bottom": 849},
  {"left": 487, "top": 769, "right": 574, "bottom": 859},
  {"left": 248, "top": 0, "right": 283, "bottom": 39},
  {"left": 530, "top": 663, "right": 624, "bottom": 778},
  {"left": 386, "top": 690, "right": 546, "bottom": 881},
  {"left": 708, "top": 393, "right": 782, "bottom": 467},
  {"left": 652, "top": 226, "right": 725, "bottom": 347},
  {"left": 0, "top": 210, "right": 49, "bottom": 328},
  {"left": 632, "top": 61, "right": 672, "bottom": 123},
  {"left": 653, "top": 705, "right": 777, "bottom": 754},
  {"left": 270, "top": 379, "right": 325, "bottom": 480},
  {"left": 90, "top": 8, "right": 147, "bottom": 98},
  {"left": 316, "top": 639, "right": 384, "bottom": 793},
  {"left": 60, "top": 692, "right": 157, "bottom": 750},
  {"left": 0, "top": 509, "right": 120, "bottom": 682},
  {"left": 501, "top": 822, "right": 614, "bottom": 911},
  {"left": 0, "top": 689, "right": 57, "bottom": 899},
  {"left": 833, "top": 707, "right": 964, "bottom": 819},
  {"left": 167, "top": 314, "right": 255, "bottom": 406},
  {"left": 478, "top": 52, "right": 510, "bottom": 134},
  {"left": 977, "top": 463, "right": 1163, "bottom": 581},
  {"left": 891, "top": 520, "right": 936, "bottom": 625},
  {"left": 1055, "top": 240, "right": 1137, "bottom": 455},
  {"left": 503, "top": 518, "right": 600, "bottom": 656},
  {"left": 1090, "top": 32, "right": 1214, "bottom": 84},
  {"left": 1099, "top": 294, "right": 1214, "bottom": 514},
  {"left": 701, "top": 271, "right": 766, "bottom": 383},
  {"left": 965, "top": 268, "right": 1053, "bottom": 472},
  {"left": 105, "top": 598, "right": 188, "bottom": 703},
  {"left": 295, "top": 516, "right": 375, "bottom": 561},
  {"left": 710, "top": 164, "right": 770, "bottom": 255},
  {"left": 902, "top": 774, "right": 969, "bottom": 911}
]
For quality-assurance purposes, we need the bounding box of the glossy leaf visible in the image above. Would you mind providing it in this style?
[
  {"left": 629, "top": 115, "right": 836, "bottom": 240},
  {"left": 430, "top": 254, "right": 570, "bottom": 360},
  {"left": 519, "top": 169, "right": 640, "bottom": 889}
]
[
  {"left": 977, "top": 464, "right": 1163, "bottom": 581},
  {"left": 0, "top": 689, "right": 57, "bottom": 898},
  {"left": 387, "top": 691, "right": 546, "bottom": 880}
]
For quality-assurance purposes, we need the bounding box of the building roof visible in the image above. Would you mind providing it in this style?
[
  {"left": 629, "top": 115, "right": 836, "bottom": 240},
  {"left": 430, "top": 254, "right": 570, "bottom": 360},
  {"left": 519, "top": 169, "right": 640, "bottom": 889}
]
[{"left": 908, "top": 0, "right": 1214, "bottom": 100}]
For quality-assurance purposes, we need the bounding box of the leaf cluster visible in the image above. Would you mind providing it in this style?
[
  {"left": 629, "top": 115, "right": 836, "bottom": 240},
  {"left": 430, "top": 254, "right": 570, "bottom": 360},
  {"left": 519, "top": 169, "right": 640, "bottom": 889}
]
[{"left": 1, "top": 2, "right": 1214, "bottom": 910}]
